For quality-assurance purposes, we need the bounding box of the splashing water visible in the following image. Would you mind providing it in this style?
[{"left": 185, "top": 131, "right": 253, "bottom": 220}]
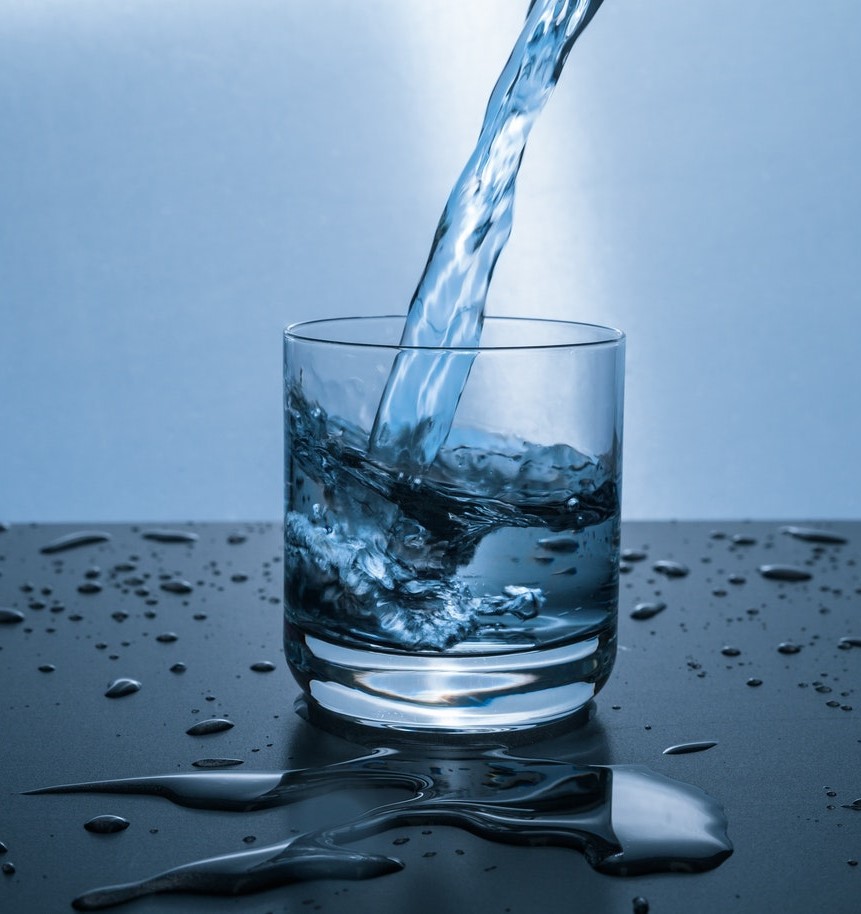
[{"left": 369, "top": 0, "right": 606, "bottom": 470}]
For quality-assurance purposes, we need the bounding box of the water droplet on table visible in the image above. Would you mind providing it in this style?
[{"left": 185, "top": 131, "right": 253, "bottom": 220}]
[
  {"left": 652, "top": 560, "right": 689, "bottom": 578},
  {"left": 758, "top": 565, "right": 812, "bottom": 582},
  {"left": 777, "top": 642, "right": 801, "bottom": 655},
  {"left": 84, "top": 815, "right": 130, "bottom": 834},
  {"left": 0, "top": 608, "right": 25, "bottom": 625},
  {"left": 187, "top": 718, "right": 234, "bottom": 736},
  {"left": 161, "top": 580, "right": 193, "bottom": 595},
  {"left": 630, "top": 602, "right": 667, "bottom": 621},
  {"left": 192, "top": 758, "right": 244, "bottom": 769},
  {"left": 780, "top": 526, "right": 847, "bottom": 544},
  {"left": 141, "top": 529, "right": 199, "bottom": 544},
  {"left": 40, "top": 531, "right": 111, "bottom": 554},
  {"left": 105, "top": 678, "right": 141, "bottom": 698},
  {"left": 663, "top": 741, "right": 717, "bottom": 756},
  {"left": 250, "top": 661, "right": 276, "bottom": 672},
  {"left": 77, "top": 582, "right": 103, "bottom": 595}
]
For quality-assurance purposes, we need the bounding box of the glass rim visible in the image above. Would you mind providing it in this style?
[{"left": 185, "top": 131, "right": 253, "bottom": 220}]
[{"left": 284, "top": 315, "right": 624, "bottom": 352}]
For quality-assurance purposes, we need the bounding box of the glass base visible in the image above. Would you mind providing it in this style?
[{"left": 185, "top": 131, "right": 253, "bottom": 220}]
[{"left": 286, "top": 627, "right": 616, "bottom": 739}]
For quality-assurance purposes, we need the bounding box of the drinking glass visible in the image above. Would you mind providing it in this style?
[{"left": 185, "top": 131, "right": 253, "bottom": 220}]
[{"left": 284, "top": 316, "right": 624, "bottom": 736}]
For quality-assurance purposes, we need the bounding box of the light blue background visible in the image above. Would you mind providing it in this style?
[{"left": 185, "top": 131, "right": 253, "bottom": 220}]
[{"left": 1, "top": 0, "right": 859, "bottom": 522}]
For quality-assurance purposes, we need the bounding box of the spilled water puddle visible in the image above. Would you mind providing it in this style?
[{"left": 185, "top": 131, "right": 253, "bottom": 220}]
[{"left": 29, "top": 747, "right": 732, "bottom": 910}]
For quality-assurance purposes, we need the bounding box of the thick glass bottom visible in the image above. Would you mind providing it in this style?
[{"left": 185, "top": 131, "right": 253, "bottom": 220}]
[{"left": 285, "top": 625, "right": 616, "bottom": 738}]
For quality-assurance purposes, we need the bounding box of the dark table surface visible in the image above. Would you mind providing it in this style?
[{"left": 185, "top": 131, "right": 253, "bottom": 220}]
[{"left": 1, "top": 521, "right": 858, "bottom": 913}]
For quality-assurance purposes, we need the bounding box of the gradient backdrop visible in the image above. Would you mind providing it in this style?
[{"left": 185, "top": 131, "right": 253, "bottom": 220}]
[{"left": 1, "top": 0, "right": 859, "bottom": 521}]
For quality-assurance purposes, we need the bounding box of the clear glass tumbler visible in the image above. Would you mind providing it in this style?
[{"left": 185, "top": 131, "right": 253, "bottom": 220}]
[{"left": 283, "top": 316, "right": 624, "bottom": 736}]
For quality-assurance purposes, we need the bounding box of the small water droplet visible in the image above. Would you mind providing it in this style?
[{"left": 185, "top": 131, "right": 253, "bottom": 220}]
[
  {"left": 0, "top": 608, "right": 25, "bottom": 625},
  {"left": 392, "top": 837, "right": 410, "bottom": 846},
  {"left": 652, "top": 560, "right": 689, "bottom": 578},
  {"left": 826, "top": 700, "right": 841, "bottom": 708},
  {"left": 161, "top": 580, "right": 193, "bottom": 595},
  {"left": 815, "top": 685, "right": 832, "bottom": 694},
  {"left": 838, "top": 636, "right": 861, "bottom": 649},
  {"left": 841, "top": 799, "right": 861, "bottom": 811},
  {"left": 731, "top": 534, "right": 757, "bottom": 546},
  {"left": 141, "top": 529, "right": 199, "bottom": 544},
  {"left": 621, "top": 549, "right": 647, "bottom": 562},
  {"left": 187, "top": 718, "right": 234, "bottom": 736},
  {"left": 191, "top": 758, "right": 244, "bottom": 769},
  {"left": 0, "top": 841, "right": 8, "bottom": 854},
  {"left": 780, "top": 526, "right": 847, "bottom": 545},
  {"left": 242, "top": 835, "right": 256, "bottom": 844},
  {"left": 105, "top": 678, "right": 141, "bottom": 698},
  {"left": 721, "top": 646, "right": 741, "bottom": 657},
  {"left": 170, "top": 663, "right": 187, "bottom": 674},
  {"left": 663, "top": 741, "right": 717, "bottom": 756},
  {"left": 2, "top": 862, "right": 15, "bottom": 875},
  {"left": 536, "top": 533, "right": 580, "bottom": 553},
  {"left": 40, "top": 531, "right": 111, "bottom": 554},
  {"left": 746, "top": 678, "right": 763, "bottom": 688},
  {"left": 728, "top": 574, "right": 746, "bottom": 585},
  {"left": 250, "top": 661, "right": 276, "bottom": 673},
  {"left": 231, "top": 574, "right": 249, "bottom": 583},
  {"left": 84, "top": 815, "right": 130, "bottom": 834},
  {"left": 227, "top": 534, "right": 247, "bottom": 545},
  {"left": 77, "top": 581, "right": 103, "bottom": 595},
  {"left": 156, "top": 632, "right": 178, "bottom": 643},
  {"left": 632, "top": 898, "right": 650, "bottom": 914},
  {"left": 758, "top": 565, "right": 812, "bottom": 582},
  {"left": 38, "top": 664, "right": 56, "bottom": 673},
  {"left": 630, "top": 601, "right": 666, "bottom": 621},
  {"left": 777, "top": 642, "right": 801, "bottom": 655}
]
